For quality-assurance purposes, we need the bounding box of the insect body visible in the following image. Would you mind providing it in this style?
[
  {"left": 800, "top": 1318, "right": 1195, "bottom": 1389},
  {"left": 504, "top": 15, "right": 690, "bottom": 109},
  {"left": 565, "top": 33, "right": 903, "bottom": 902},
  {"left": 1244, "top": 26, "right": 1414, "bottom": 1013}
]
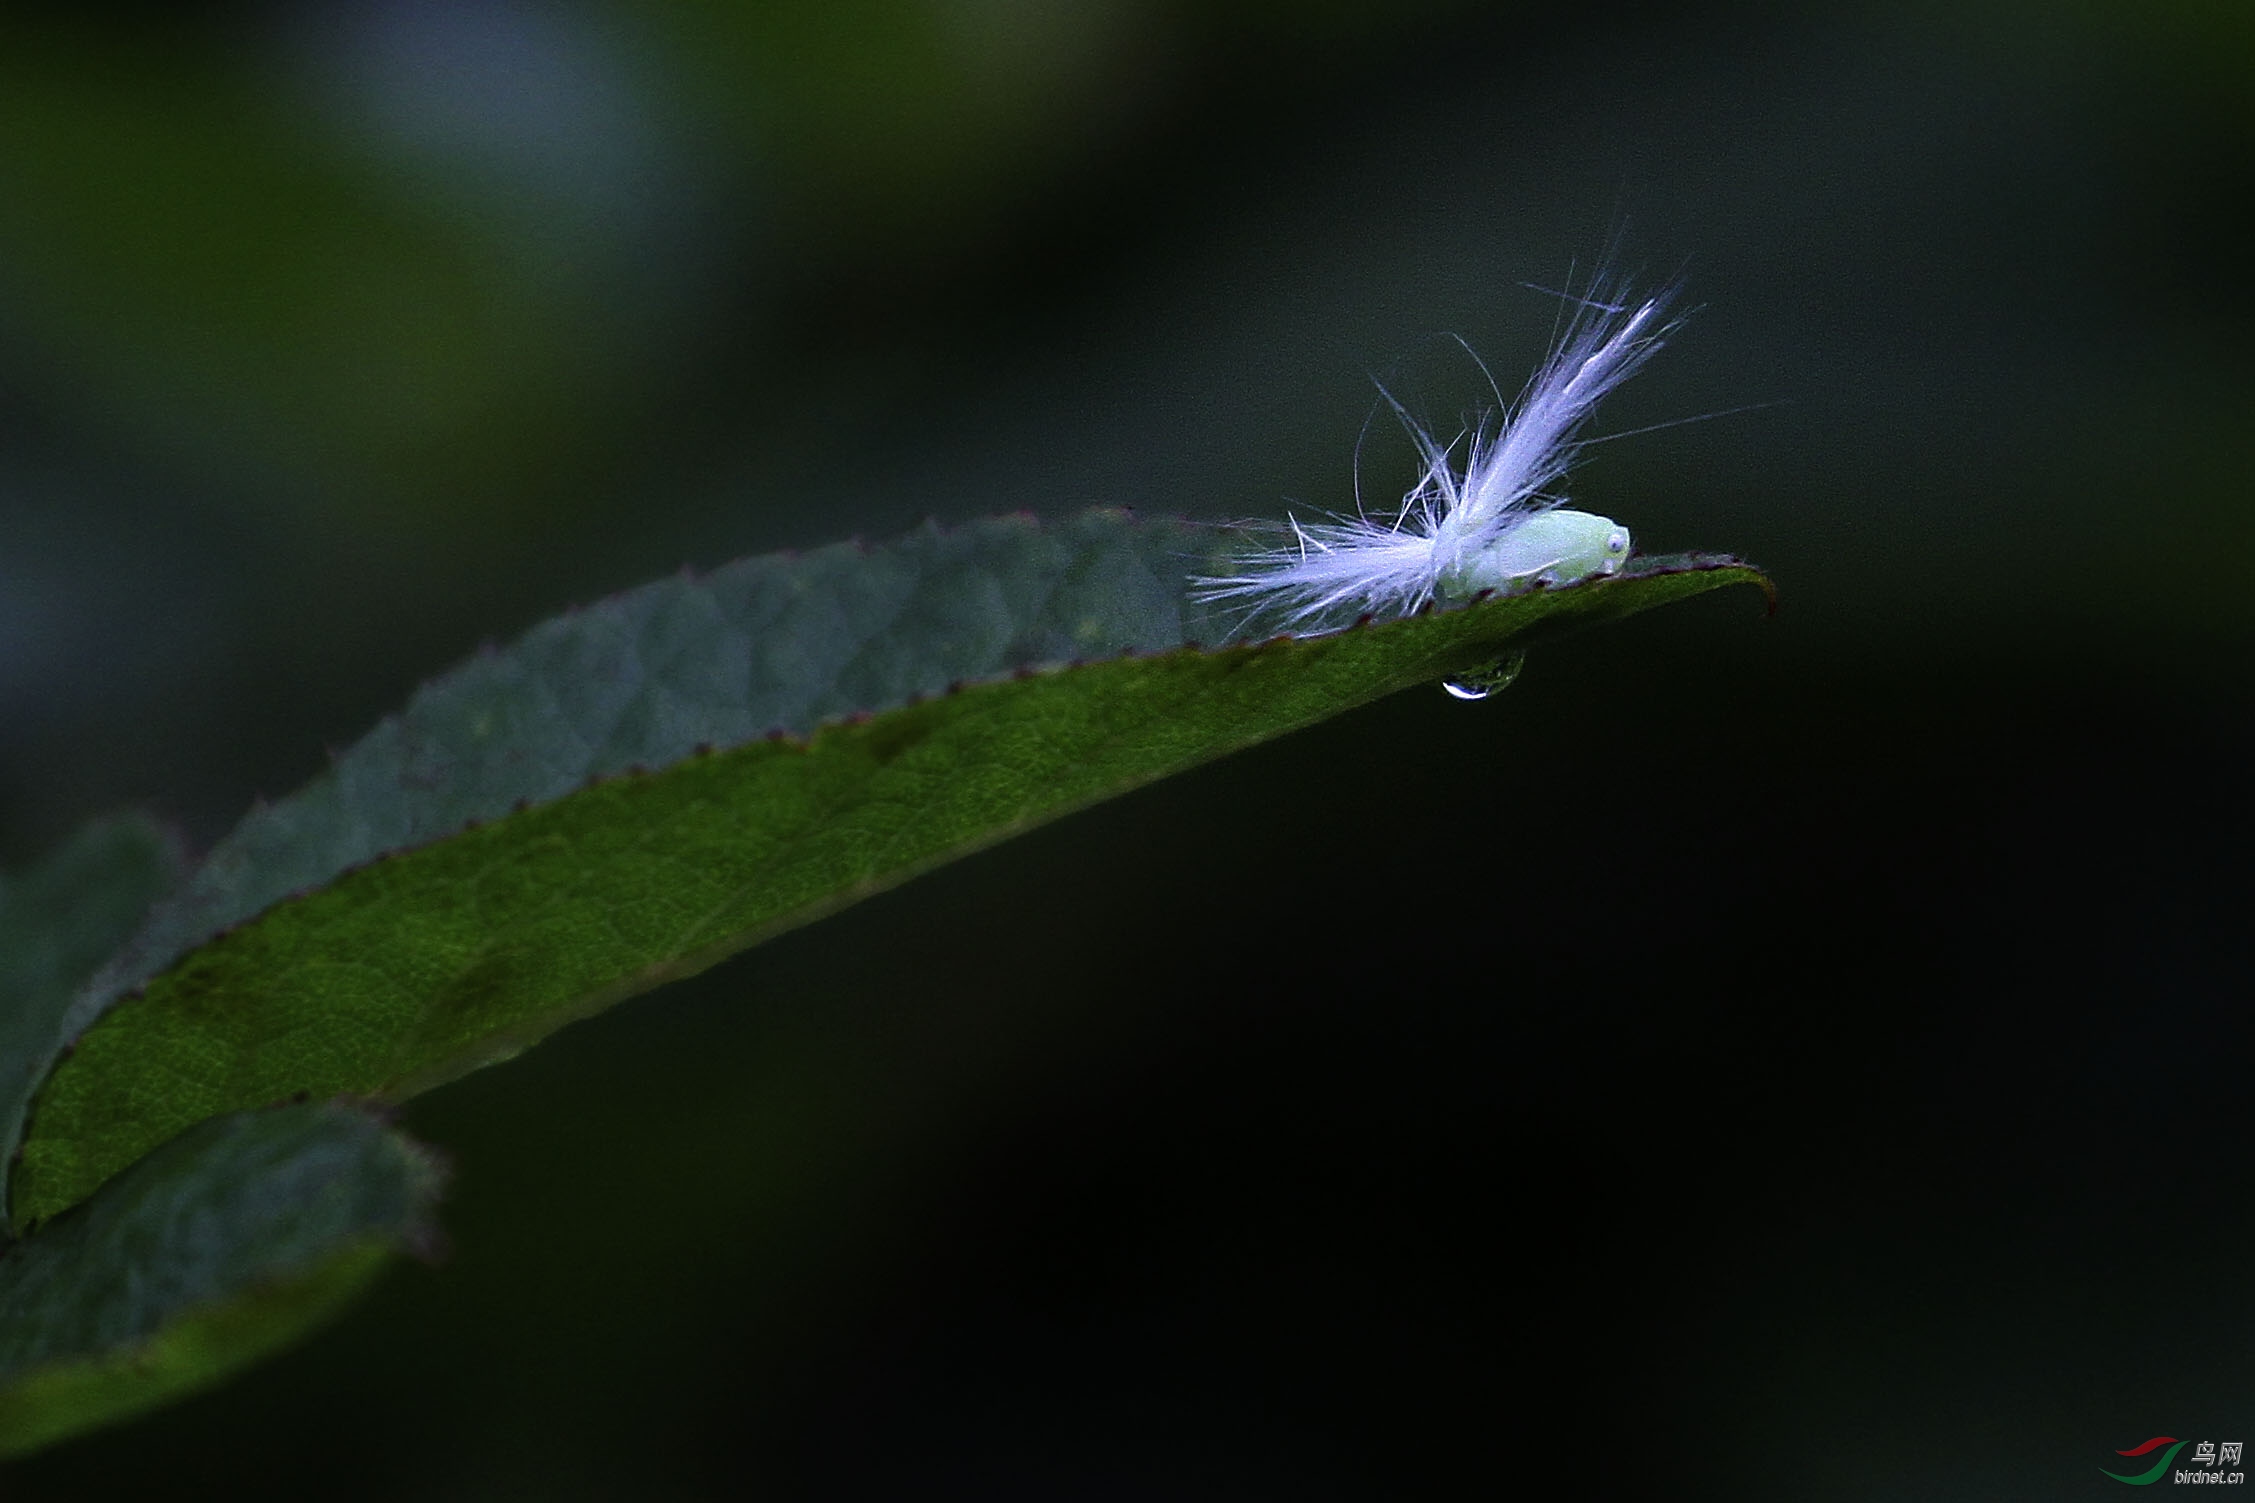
[
  {"left": 1433, "top": 508, "right": 1632, "bottom": 600},
  {"left": 1197, "top": 281, "right": 1675, "bottom": 630}
]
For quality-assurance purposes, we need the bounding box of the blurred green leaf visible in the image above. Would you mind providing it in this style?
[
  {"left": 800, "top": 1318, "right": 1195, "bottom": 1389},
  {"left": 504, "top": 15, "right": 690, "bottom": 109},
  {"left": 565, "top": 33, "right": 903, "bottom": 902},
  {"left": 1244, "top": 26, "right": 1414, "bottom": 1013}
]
[
  {"left": 0, "top": 21, "right": 662, "bottom": 522},
  {"left": 11, "top": 512, "right": 1765, "bottom": 1228},
  {"left": 0, "top": 1100, "right": 443, "bottom": 1459},
  {"left": 0, "top": 815, "right": 183, "bottom": 1207}
]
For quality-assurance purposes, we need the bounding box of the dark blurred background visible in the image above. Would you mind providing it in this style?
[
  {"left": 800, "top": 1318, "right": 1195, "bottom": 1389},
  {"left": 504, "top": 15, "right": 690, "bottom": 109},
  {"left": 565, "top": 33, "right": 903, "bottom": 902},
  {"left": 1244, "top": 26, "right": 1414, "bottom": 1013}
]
[{"left": 2, "top": 1, "right": 2249, "bottom": 1497}]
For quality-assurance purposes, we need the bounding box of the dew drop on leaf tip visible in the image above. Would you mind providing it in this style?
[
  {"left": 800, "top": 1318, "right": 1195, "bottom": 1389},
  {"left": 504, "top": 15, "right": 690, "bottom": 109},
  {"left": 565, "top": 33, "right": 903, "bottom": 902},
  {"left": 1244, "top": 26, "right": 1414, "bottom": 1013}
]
[{"left": 1440, "top": 651, "right": 1527, "bottom": 701}]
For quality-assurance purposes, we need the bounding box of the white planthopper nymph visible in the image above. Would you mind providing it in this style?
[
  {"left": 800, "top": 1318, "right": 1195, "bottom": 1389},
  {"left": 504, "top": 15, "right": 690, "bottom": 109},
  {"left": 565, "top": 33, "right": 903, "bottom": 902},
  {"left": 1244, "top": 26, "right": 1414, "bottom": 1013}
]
[{"left": 1196, "top": 277, "right": 1681, "bottom": 631}]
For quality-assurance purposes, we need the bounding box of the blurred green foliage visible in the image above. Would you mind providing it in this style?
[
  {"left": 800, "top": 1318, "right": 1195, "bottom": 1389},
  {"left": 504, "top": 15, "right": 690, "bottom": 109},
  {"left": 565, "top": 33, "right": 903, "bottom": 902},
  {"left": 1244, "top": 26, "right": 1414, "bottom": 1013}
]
[{"left": 0, "top": 1102, "right": 442, "bottom": 1458}]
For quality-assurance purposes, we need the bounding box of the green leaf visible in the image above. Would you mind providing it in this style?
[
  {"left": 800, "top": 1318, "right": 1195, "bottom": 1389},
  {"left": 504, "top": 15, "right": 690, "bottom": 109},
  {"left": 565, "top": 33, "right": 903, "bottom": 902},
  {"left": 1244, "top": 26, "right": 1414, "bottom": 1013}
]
[
  {"left": 12, "top": 512, "right": 1767, "bottom": 1228},
  {"left": 0, "top": 1100, "right": 443, "bottom": 1458},
  {"left": 0, "top": 814, "right": 183, "bottom": 1214}
]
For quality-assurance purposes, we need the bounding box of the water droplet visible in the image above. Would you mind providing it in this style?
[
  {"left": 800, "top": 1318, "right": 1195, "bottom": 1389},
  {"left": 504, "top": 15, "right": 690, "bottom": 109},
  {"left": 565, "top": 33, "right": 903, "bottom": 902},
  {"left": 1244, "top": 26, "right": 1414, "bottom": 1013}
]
[{"left": 1440, "top": 651, "right": 1527, "bottom": 701}]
